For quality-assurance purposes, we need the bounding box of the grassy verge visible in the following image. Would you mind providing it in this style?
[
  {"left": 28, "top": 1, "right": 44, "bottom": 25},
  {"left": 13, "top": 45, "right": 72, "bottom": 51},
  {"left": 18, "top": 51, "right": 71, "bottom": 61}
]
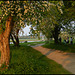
[
  {"left": 0, "top": 43, "right": 71, "bottom": 74},
  {"left": 43, "top": 39, "right": 75, "bottom": 53}
]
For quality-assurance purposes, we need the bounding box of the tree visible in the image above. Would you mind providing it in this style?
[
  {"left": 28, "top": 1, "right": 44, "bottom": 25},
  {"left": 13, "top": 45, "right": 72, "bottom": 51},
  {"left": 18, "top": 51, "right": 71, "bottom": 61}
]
[
  {"left": 61, "top": 1, "right": 75, "bottom": 38},
  {"left": 10, "top": 23, "right": 24, "bottom": 46},
  {"left": 0, "top": 1, "right": 50, "bottom": 69},
  {"left": 32, "top": 1, "right": 64, "bottom": 43},
  {"left": 0, "top": 1, "right": 25, "bottom": 68},
  {"left": 10, "top": 28, "right": 20, "bottom": 46},
  {"left": 34, "top": 1, "right": 75, "bottom": 43},
  {"left": 0, "top": 16, "right": 14, "bottom": 69}
]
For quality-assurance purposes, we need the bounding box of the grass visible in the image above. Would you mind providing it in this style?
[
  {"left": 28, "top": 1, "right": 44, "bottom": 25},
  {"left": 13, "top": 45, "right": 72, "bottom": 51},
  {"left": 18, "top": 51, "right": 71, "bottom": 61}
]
[
  {"left": 43, "top": 39, "right": 75, "bottom": 53},
  {"left": 10, "top": 38, "right": 45, "bottom": 46},
  {"left": 0, "top": 43, "right": 71, "bottom": 74},
  {"left": 10, "top": 38, "right": 42, "bottom": 42},
  {"left": 24, "top": 41, "right": 45, "bottom": 46}
]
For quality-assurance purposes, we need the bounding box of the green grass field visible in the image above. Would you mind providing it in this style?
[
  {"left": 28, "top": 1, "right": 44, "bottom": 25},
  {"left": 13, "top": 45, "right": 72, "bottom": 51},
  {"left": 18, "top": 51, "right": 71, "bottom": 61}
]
[
  {"left": 0, "top": 43, "right": 71, "bottom": 74},
  {"left": 43, "top": 39, "right": 75, "bottom": 53}
]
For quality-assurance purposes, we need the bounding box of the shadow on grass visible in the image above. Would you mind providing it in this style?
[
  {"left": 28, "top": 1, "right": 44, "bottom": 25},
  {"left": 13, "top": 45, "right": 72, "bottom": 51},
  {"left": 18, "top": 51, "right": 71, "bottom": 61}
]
[{"left": 43, "top": 42, "right": 75, "bottom": 53}]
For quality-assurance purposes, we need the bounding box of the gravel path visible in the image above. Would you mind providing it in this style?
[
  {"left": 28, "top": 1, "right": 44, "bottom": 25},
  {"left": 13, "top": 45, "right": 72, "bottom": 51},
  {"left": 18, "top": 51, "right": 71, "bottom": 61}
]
[{"left": 31, "top": 44, "right": 75, "bottom": 74}]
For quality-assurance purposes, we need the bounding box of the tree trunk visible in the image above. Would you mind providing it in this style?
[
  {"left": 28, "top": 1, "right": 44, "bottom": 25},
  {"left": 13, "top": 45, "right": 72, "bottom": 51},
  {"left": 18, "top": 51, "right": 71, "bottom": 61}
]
[
  {"left": 54, "top": 34, "right": 59, "bottom": 44},
  {"left": 10, "top": 29, "right": 20, "bottom": 46},
  {"left": 13, "top": 29, "right": 19, "bottom": 46},
  {"left": 10, "top": 34, "right": 16, "bottom": 45},
  {"left": 53, "top": 25, "right": 60, "bottom": 44},
  {"left": 0, "top": 16, "right": 13, "bottom": 69},
  {"left": 14, "top": 34, "right": 19, "bottom": 46},
  {"left": 15, "top": 29, "right": 19, "bottom": 46}
]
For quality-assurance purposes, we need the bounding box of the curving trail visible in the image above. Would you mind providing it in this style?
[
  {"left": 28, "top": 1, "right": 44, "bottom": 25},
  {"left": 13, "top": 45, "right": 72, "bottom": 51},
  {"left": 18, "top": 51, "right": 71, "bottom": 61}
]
[{"left": 31, "top": 44, "right": 75, "bottom": 74}]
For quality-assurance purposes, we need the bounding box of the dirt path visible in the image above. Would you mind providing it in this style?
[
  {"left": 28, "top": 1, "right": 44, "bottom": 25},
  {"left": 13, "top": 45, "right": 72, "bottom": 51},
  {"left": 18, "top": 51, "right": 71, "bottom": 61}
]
[{"left": 31, "top": 44, "right": 75, "bottom": 74}]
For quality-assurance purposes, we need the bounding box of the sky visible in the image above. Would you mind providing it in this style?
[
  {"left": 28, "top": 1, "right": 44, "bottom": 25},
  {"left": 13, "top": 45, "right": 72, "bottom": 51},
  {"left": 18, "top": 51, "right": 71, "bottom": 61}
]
[
  {"left": 19, "top": 25, "right": 31, "bottom": 36},
  {"left": 19, "top": 21, "right": 75, "bottom": 36}
]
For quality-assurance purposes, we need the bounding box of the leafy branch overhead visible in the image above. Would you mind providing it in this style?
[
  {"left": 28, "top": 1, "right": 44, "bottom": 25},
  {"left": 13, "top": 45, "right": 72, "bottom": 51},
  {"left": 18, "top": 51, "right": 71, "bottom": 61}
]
[{"left": 0, "top": 1, "right": 63, "bottom": 28}]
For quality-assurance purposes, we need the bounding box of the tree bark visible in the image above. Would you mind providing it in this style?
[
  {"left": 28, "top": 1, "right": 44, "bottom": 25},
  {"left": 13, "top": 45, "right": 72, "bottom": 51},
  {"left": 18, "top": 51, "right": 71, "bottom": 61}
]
[
  {"left": 53, "top": 25, "right": 60, "bottom": 44},
  {"left": 13, "top": 29, "right": 19, "bottom": 46},
  {"left": 13, "top": 34, "right": 19, "bottom": 46},
  {"left": 0, "top": 16, "right": 13, "bottom": 69},
  {"left": 54, "top": 34, "right": 59, "bottom": 44},
  {"left": 10, "top": 34, "right": 16, "bottom": 45},
  {"left": 10, "top": 29, "right": 20, "bottom": 46}
]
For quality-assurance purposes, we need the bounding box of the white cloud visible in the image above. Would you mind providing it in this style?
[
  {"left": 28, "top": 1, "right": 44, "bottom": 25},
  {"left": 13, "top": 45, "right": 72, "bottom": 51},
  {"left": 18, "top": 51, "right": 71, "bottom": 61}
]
[{"left": 19, "top": 25, "right": 31, "bottom": 36}]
